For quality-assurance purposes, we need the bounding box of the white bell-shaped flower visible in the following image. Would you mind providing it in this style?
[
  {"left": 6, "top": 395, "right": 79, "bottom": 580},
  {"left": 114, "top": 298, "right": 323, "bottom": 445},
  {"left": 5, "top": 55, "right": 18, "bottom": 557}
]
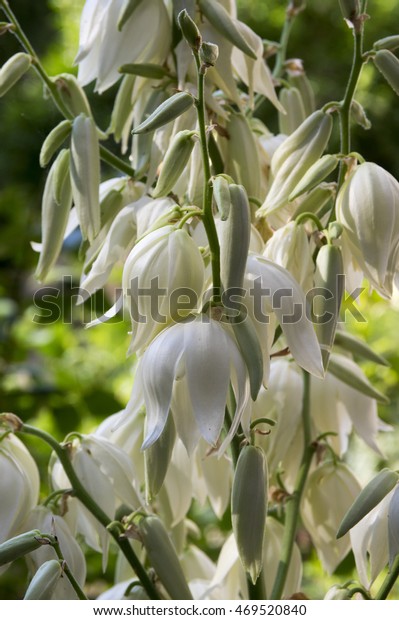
[
  {"left": 122, "top": 225, "right": 205, "bottom": 354},
  {"left": 301, "top": 461, "right": 362, "bottom": 574},
  {"left": 76, "top": 0, "right": 171, "bottom": 93},
  {"left": 125, "top": 315, "right": 249, "bottom": 453},
  {"left": 337, "top": 162, "right": 399, "bottom": 298},
  {"left": 0, "top": 434, "right": 40, "bottom": 547}
]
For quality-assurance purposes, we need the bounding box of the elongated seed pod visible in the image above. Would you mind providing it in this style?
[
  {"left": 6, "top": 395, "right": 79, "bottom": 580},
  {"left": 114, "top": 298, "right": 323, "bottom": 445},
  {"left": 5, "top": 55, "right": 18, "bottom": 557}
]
[
  {"left": 152, "top": 130, "right": 197, "bottom": 198},
  {"left": 198, "top": 0, "right": 256, "bottom": 59},
  {"left": 145, "top": 414, "right": 176, "bottom": 500},
  {"left": 289, "top": 154, "right": 339, "bottom": 201},
  {"left": 0, "top": 530, "right": 42, "bottom": 566},
  {"left": 231, "top": 445, "right": 268, "bottom": 584},
  {"left": 24, "top": 560, "right": 63, "bottom": 600},
  {"left": 374, "top": 49, "right": 399, "bottom": 96},
  {"left": 337, "top": 469, "right": 399, "bottom": 538},
  {"left": 328, "top": 354, "right": 389, "bottom": 403},
  {"left": 278, "top": 87, "right": 306, "bottom": 135},
  {"left": 219, "top": 184, "right": 251, "bottom": 292},
  {"left": 40, "top": 120, "right": 72, "bottom": 168},
  {"left": 70, "top": 113, "right": 101, "bottom": 243},
  {"left": 313, "top": 244, "right": 344, "bottom": 369},
  {"left": 0, "top": 52, "right": 32, "bottom": 97},
  {"left": 35, "top": 150, "right": 72, "bottom": 282},
  {"left": 53, "top": 73, "right": 92, "bottom": 118},
  {"left": 132, "top": 92, "right": 194, "bottom": 135},
  {"left": 232, "top": 316, "right": 263, "bottom": 401},
  {"left": 138, "top": 516, "right": 192, "bottom": 600},
  {"left": 334, "top": 330, "right": 389, "bottom": 366}
]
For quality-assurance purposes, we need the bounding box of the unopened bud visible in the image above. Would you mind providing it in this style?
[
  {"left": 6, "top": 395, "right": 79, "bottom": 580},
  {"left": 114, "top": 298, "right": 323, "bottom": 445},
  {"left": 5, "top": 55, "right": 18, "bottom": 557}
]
[
  {"left": 24, "top": 559, "right": 63, "bottom": 600},
  {"left": 374, "top": 49, "right": 399, "bottom": 96},
  {"left": 198, "top": 0, "right": 256, "bottom": 60},
  {"left": 144, "top": 415, "right": 176, "bottom": 500},
  {"left": 278, "top": 87, "right": 306, "bottom": 135},
  {"left": 373, "top": 35, "right": 399, "bottom": 53},
  {"left": 212, "top": 175, "right": 233, "bottom": 220},
  {"left": 338, "top": 0, "right": 360, "bottom": 22},
  {"left": 177, "top": 9, "right": 202, "bottom": 51},
  {"left": 53, "top": 73, "right": 92, "bottom": 118},
  {"left": 0, "top": 530, "right": 43, "bottom": 567},
  {"left": 350, "top": 99, "right": 371, "bottom": 130},
  {"left": 0, "top": 52, "right": 32, "bottom": 97},
  {"left": 232, "top": 316, "right": 263, "bottom": 401},
  {"left": 40, "top": 120, "right": 72, "bottom": 168},
  {"left": 219, "top": 184, "right": 251, "bottom": 292},
  {"left": 328, "top": 354, "right": 389, "bottom": 403},
  {"left": 200, "top": 41, "right": 219, "bottom": 67},
  {"left": 119, "top": 63, "right": 168, "bottom": 79},
  {"left": 132, "top": 91, "right": 194, "bottom": 135},
  {"left": 152, "top": 130, "right": 197, "bottom": 198}
]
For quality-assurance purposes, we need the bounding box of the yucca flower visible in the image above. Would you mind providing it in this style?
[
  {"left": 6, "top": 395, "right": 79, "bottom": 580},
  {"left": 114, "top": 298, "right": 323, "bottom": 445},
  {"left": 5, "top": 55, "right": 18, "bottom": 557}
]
[{"left": 125, "top": 315, "right": 249, "bottom": 453}]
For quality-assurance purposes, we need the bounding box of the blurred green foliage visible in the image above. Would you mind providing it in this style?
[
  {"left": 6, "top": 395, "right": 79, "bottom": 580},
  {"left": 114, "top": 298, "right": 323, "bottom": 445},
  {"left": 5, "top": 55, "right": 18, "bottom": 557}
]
[{"left": 0, "top": 0, "right": 399, "bottom": 600}]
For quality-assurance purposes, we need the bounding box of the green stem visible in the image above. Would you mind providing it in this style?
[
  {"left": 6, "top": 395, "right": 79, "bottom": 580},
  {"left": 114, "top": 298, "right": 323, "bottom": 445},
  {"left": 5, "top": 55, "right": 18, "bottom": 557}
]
[
  {"left": 375, "top": 555, "right": 399, "bottom": 600},
  {"left": 0, "top": 0, "right": 135, "bottom": 178},
  {"left": 193, "top": 52, "right": 221, "bottom": 302},
  {"left": 272, "top": 4, "right": 297, "bottom": 79},
  {"left": 52, "top": 541, "right": 87, "bottom": 600},
  {"left": 19, "top": 424, "right": 160, "bottom": 600},
  {"left": 295, "top": 211, "right": 324, "bottom": 231},
  {"left": 270, "top": 371, "right": 315, "bottom": 600}
]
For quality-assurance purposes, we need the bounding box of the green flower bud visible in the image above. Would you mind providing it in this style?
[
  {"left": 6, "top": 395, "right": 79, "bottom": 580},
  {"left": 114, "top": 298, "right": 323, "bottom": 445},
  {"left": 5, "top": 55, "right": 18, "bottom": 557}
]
[
  {"left": 132, "top": 91, "right": 194, "bottom": 135},
  {"left": 350, "top": 99, "right": 371, "bottom": 130},
  {"left": 0, "top": 52, "right": 32, "bottom": 97},
  {"left": 118, "top": 0, "right": 145, "bottom": 31},
  {"left": 223, "top": 112, "right": 261, "bottom": 199},
  {"left": 138, "top": 516, "right": 192, "bottom": 600},
  {"left": 152, "top": 130, "right": 197, "bottom": 198},
  {"left": 24, "top": 559, "right": 63, "bottom": 600},
  {"left": 35, "top": 149, "right": 72, "bottom": 282},
  {"left": 198, "top": 0, "right": 256, "bottom": 60},
  {"left": 334, "top": 330, "right": 389, "bottom": 366},
  {"left": 39, "top": 120, "right": 72, "bottom": 168},
  {"left": 0, "top": 530, "right": 43, "bottom": 567},
  {"left": 200, "top": 42, "right": 219, "bottom": 68},
  {"left": 278, "top": 87, "right": 306, "bottom": 135},
  {"left": 337, "top": 469, "right": 399, "bottom": 539},
  {"left": 293, "top": 183, "right": 336, "bottom": 218},
  {"left": 338, "top": 0, "right": 360, "bottom": 22},
  {"left": 232, "top": 316, "right": 263, "bottom": 401},
  {"left": 260, "top": 110, "right": 333, "bottom": 216},
  {"left": 212, "top": 174, "right": 233, "bottom": 221},
  {"left": 119, "top": 63, "right": 169, "bottom": 79},
  {"left": 110, "top": 75, "right": 135, "bottom": 143},
  {"left": 324, "top": 585, "right": 352, "bottom": 600},
  {"left": 373, "top": 35, "right": 399, "bottom": 53},
  {"left": 289, "top": 154, "right": 339, "bottom": 201},
  {"left": 219, "top": 184, "right": 251, "bottom": 292},
  {"left": 132, "top": 89, "right": 168, "bottom": 176},
  {"left": 374, "top": 49, "right": 399, "bottom": 96},
  {"left": 177, "top": 9, "right": 202, "bottom": 51},
  {"left": 289, "top": 73, "right": 316, "bottom": 116},
  {"left": 312, "top": 244, "right": 344, "bottom": 370},
  {"left": 231, "top": 445, "right": 268, "bottom": 584},
  {"left": 328, "top": 353, "right": 389, "bottom": 404},
  {"left": 144, "top": 414, "right": 176, "bottom": 501},
  {"left": 53, "top": 73, "right": 92, "bottom": 118},
  {"left": 71, "top": 113, "right": 101, "bottom": 243}
]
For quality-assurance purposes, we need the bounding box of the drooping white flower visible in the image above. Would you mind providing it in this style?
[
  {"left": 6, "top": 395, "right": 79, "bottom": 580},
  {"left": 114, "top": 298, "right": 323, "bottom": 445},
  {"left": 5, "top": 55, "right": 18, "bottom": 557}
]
[
  {"left": 301, "top": 461, "right": 362, "bottom": 574},
  {"left": 76, "top": 0, "right": 171, "bottom": 93},
  {"left": 125, "top": 315, "right": 249, "bottom": 453},
  {"left": 0, "top": 434, "right": 40, "bottom": 548},
  {"left": 122, "top": 225, "right": 205, "bottom": 354},
  {"left": 23, "top": 506, "right": 86, "bottom": 600},
  {"left": 337, "top": 162, "right": 399, "bottom": 298}
]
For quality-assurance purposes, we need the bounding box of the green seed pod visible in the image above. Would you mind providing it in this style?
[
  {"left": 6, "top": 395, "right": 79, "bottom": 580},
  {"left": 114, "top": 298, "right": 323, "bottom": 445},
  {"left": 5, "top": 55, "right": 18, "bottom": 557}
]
[
  {"left": 289, "top": 154, "right": 339, "bottom": 201},
  {"left": 232, "top": 316, "right": 263, "bottom": 401},
  {"left": 219, "top": 184, "right": 251, "bottom": 292},
  {"left": 328, "top": 353, "right": 389, "bottom": 403},
  {"left": 313, "top": 244, "right": 344, "bottom": 369},
  {"left": 198, "top": 0, "right": 256, "bottom": 60},
  {"left": 231, "top": 445, "right": 268, "bottom": 584},
  {"left": 338, "top": 0, "right": 360, "bottom": 22},
  {"left": 152, "top": 130, "right": 197, "bottom": 198},
  {"left": 35, "top": 150, "right": 72, "bottom": 282},
  {"left": 374, "top": 49, "right": 399, "bottom": 96},
  {"left": 118, "top": 0, "right": 145, "bottom": 31},
  {"left": 119, "top": 63, "right": 169, "bottom": 79},
  {"left": 289, "top": 72, "right": 316, "bottom": 116},
  {"left": 334, "top": 330, "right": 389, "bottom": 366},
  {"left": 212, "top": 175, "right": 232, "bottom": 220},
  {"left": 24, "top": 559, "right": 63, "bottom": 600},
  {"left": 177, "top": 9, "right": 202, "bottom": 51},
  {"left": 138, "top": 516, "right": 192, "bottom": 600},
  {"left": 337, "top": 469, "right": 399, "bottom": 538},
  {"left": 261, "top": 110, "right": 333, "bottom": 216},
  {"left": 0, "top": 52, "right": 32, "bottom": 97},
  {"left": 132, "top": 91, "right": 194, "bottom": 135},
  {"left": 145, "top": 414, "right": 176, "bottom": 501},
  {"left": 200, "top": 42, "right": 219, "bottom": 68},
  {"left": 373, "top": 35, "right": 399, "bottom": 53},
  {"left": 53, "top": 73, "right": 92, "bottom": 118},
  {"left": 71, "top": 113, "right": 101, "bottom": 243},
  {"left": 224, "top": 111, "right": 261, "bottom": 199},
  {"left": 39, "top": 120, "right": 72, "bottom": 168},
  {"left": 110, "top": 75, "right": 135, "bottom": 143},
  {"left": 278, "top": 87, "right": 306, "bottom": 135},
  {"left": 0, "top": 530, "right": 43, "bottom": 567}
]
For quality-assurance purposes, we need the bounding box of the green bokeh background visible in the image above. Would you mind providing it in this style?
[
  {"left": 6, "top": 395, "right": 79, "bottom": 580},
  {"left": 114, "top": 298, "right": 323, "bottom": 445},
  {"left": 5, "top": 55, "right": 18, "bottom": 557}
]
[{"left": 0, "top": 0, "right": 399, "bottom": 600}]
